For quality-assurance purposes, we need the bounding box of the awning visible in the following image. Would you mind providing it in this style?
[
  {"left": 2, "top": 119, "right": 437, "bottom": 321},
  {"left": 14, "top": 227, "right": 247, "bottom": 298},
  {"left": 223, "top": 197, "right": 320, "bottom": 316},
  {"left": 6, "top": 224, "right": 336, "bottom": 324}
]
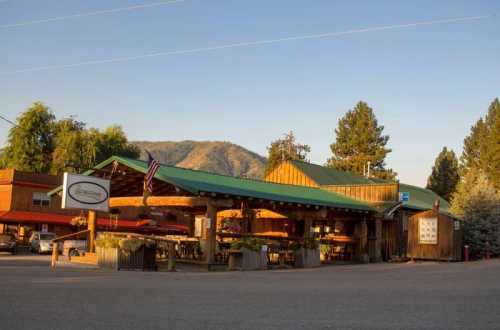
[{"left": 0, "top": 211, "right": 187, "bottom": 233}]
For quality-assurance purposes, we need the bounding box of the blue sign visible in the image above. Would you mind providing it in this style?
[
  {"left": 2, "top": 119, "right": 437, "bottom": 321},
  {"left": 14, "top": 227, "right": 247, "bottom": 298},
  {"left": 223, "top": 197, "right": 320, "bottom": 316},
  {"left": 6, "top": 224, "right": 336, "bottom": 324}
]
[{"left": 399, "top": 192, "right": 410, "bottom": 202}]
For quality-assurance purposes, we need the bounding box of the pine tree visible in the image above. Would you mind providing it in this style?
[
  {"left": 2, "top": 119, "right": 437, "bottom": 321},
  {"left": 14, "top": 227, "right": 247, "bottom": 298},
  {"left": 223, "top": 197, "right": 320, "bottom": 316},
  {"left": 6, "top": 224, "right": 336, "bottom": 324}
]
[
  {"left": 2, "top": 102, "right": 56, "bottom": 173},
  {"left": 327, "top": 101, "right": 395, "bottom": 179},
  {"left": 264, "top": 131, "right": 310, "bottom": 176},
  {"left": 460, "top": 98, "right": 500, "bottom": 189},
  {"left": 426, "top": 147, "right": 460, "bottom": 201},
  {"left": 482, "top": 98, "right": 500, "bottom": 189},
  {"left": 451, "top": 170, "right": 500, "bottom": 258}
]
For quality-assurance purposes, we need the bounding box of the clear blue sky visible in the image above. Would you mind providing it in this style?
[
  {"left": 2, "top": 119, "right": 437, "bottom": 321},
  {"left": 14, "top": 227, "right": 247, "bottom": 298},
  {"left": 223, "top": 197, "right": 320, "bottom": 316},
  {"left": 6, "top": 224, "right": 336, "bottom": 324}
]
[{"left": 1, "top": 0, "right": 499, "bottom": 186}]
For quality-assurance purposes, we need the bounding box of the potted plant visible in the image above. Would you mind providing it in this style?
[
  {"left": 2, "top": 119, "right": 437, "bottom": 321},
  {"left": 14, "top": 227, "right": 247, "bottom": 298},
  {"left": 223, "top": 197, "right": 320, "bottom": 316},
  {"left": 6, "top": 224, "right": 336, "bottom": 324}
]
[
  {"left": 96, "top": 234, "right": 157, "bottom": 271},
  {"left": 292, "top": 238, "right": 321, "bottom": 268},
  {"left": 229, "top": 237, "right": 267, "bottom": 270}
]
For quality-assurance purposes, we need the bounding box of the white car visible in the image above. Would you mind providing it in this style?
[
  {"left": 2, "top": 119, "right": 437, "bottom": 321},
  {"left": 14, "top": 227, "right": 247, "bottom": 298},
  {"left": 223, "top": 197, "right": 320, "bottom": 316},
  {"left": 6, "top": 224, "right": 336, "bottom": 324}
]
[
  {"left": 29, "top": 232, "right": 61, "bottom": 254},
  {"left": 63, "top": 240, "right": 87, "bottom": 257}
]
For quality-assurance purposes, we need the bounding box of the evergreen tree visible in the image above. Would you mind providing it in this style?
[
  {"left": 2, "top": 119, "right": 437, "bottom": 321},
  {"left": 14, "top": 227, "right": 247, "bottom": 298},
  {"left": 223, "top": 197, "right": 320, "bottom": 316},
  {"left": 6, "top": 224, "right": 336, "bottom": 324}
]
[
  {"left": 451, "top": 170, "right": 500, "bottom": 258},
  {"left": 482, "top": 98, "right": 500, "bottom": 189},
  {"left": 264, "top": 131, "right": 310, "bottom": 176},
  {"left": 327, "top": 101, "right": 395, "bottom": 179},
  {"left": 2, "top": 102, "right": 55, "bottom": 173},
  {"left": 426, "top": 147, "right": 460, "bottom": 201},
  {"left": 460, "top": 118, "right": 487, "bottom": 173},
  {"left": 460, "top": 98, "right": 500, "bottom": 189}
]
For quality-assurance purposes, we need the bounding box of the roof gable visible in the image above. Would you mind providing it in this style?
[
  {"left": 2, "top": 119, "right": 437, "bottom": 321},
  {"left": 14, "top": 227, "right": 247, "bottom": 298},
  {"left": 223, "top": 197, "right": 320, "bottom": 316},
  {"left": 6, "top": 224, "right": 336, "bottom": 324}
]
[
  {"left": 288, "top": 161, "right": 450, "bottom": 213},
  {"left": 399, "top": 183, "right": 451, "bottom": 213},
  {"left": 290, "top": 160, "right": 386, "bottom": 185}
]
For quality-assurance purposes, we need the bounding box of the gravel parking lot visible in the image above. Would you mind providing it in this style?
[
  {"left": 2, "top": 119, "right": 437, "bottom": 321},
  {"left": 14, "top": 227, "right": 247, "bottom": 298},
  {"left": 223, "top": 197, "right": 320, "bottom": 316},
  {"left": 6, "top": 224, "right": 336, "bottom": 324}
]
[{"left": 1, "top": 255, "right": 499, "bottom": 330}]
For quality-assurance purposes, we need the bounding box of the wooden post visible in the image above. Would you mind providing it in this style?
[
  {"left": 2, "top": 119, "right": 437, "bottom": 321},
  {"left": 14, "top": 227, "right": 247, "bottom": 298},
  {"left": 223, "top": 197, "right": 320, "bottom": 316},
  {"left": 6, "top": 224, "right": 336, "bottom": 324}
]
[
  {"left": 187, "top": 214, "right": 195, "bottom": 237},
  {"left": 356, "top": 219, "right": 369, "bottom": 263},
  {"left": 88, "top": 210, "right": 96, "bottom": 253},
  {"left": 205, "top": 200, "right": 217, "bottom": 264},
  {"left": 304, "top": 218, "right": 313, "bottom": 239},
  {"left": 374, "top": 219, "right": 383, "bottom": 262},
  {"left": 51, "top": 242, "right": 59, "bottom": 268},
  {"left": 167, "top": 242, "right": 176, "bottom": 271}
]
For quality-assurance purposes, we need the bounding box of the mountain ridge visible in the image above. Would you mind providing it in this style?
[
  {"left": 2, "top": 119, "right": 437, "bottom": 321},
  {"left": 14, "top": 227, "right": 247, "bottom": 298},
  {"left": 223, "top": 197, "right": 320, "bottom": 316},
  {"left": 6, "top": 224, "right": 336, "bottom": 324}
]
[{"left": 132, "top": 140, "right": 267, "bottom": 179}]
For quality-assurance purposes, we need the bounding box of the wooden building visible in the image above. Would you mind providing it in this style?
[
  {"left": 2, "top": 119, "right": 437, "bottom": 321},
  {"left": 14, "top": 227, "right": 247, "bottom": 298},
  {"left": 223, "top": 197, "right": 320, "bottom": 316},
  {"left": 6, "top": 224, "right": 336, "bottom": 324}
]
[
  {"left": 265, "top": 160, "right": 459, "bottom": 261},
  {"left": 0, "top": 169, "right": 186, "bottom": 241},
  {"left": 407, "top": 204, "right": 463, "bottom": 261},
  {"left": 48, "top": 156, "right": 378, "bottom": 266}
]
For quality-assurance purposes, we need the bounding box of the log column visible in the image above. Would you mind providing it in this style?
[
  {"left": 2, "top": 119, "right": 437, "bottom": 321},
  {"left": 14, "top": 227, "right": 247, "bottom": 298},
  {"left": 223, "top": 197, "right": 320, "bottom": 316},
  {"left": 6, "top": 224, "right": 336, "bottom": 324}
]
[
  {"left": 205, "top": 200, "right": 217, "bottom": 264},
  {"left": 187, "top": 214, "right": 195, "bottom": 237},
  {"left": 87, "top": 210, "right": 96, "bottom": 253},
  {"left": 356, "top": 219, "right": 369, "bottom": 263},
  {"left": 304, "top": 218, "right": 313, "bottom": 238},
  {"left": 373, "top": 219, "right": 383, "bottom": 262}
]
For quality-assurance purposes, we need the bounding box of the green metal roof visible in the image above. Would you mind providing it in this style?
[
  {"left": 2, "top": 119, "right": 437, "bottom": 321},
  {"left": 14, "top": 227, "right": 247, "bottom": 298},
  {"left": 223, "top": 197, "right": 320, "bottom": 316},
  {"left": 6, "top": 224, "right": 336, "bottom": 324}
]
[
  {"left": 290, "top": 160, "right": 450, "bottom": 213},
  {"left": 399, "top": 183, "right": 451, "bottom": 213},
  {"left": 54, "top": 156, "right": 374, "bottom": 212},
  {"left": 290, "top": 160, "right": 383, "bottom": 185}
]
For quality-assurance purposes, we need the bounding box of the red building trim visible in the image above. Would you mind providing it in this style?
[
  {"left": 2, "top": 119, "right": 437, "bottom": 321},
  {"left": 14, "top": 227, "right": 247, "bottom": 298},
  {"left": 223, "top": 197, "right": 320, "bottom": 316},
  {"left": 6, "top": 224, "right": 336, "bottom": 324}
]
[{"left": 0, "top": 210, "right": 187, "bottom": 233}]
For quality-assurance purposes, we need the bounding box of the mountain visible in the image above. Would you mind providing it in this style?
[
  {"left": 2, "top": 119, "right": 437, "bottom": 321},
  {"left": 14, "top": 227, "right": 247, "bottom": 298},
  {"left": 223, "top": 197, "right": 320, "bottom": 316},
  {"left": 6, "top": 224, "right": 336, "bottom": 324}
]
[{"left": 132, "top": 141, "right": 267, "bottom": 179}]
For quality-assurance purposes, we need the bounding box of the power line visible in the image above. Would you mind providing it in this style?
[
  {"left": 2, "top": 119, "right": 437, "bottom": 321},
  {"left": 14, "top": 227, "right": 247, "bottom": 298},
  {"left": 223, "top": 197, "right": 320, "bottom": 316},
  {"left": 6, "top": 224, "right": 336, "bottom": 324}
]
[
  {"left": 0, "top": 0, "right": 185, "bottom": 29},
  {"left": 1, "top": 14, "right": 496, "bottom": 75},
  {"left": 0, "top": 114, "right": 18, "bottom": 127}
]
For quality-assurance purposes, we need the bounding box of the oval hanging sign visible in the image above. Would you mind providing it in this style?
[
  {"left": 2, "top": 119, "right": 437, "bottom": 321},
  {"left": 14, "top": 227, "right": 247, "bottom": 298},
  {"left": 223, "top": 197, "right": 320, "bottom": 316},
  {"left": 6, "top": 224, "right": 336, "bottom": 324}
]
[
  {"left": 62, "top": 173, "right": 110, "bottom": 212},
  {"left": 68, "top": 181, "right": 109, "bottom": 205}
]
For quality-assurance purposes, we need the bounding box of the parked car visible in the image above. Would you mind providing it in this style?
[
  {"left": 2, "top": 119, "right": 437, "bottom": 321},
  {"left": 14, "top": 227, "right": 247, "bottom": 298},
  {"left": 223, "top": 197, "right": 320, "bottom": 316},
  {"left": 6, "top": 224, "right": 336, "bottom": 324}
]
[
  {"left": 0, "top": 233, "right": 17, "bottom": 254},
  {"left": 63, "top": 240, "right": 87, "bottom": 257},
  {"left": 29, "top": 232, "right": 61, "bottom": 254}
]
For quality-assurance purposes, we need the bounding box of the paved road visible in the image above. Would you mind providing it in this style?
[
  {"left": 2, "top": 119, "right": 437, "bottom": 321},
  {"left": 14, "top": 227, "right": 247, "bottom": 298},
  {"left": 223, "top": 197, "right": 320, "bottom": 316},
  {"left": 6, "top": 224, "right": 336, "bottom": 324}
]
[{"left": 1, "top": 256, "right": 499, "bottom": 330}]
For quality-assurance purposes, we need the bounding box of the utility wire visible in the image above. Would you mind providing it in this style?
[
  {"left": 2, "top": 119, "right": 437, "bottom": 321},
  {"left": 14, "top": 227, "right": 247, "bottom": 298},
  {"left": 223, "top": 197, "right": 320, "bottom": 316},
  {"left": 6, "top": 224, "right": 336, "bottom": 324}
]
[
  {"left": 0, "top": 0, "right": 185, "bottom": 29},
  {"left": 0, "top": 114, "right": 18, "bottom": 127},
  {"left": 1, "top": 14, "right": 496, "bottom": 75}
]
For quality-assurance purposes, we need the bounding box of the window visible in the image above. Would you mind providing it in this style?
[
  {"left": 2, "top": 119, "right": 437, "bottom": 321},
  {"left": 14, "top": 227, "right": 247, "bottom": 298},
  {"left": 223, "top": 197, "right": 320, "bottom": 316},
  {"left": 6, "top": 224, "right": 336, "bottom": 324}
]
[{"left": 32, "top": 192, "right": 50, "bottom": 207}]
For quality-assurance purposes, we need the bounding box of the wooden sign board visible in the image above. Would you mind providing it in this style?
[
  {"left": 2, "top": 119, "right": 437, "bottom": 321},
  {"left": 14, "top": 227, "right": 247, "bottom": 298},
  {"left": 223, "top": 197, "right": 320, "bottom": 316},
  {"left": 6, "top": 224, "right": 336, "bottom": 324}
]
[
  {"left": 419, "top": 217, "right": 438, "bottom": 244},
  {"left": 62, "top": 173, "right": 110, "bottom": 212},
  {"left": 194, "top": 216, "right": 207, "bottom": 237}
]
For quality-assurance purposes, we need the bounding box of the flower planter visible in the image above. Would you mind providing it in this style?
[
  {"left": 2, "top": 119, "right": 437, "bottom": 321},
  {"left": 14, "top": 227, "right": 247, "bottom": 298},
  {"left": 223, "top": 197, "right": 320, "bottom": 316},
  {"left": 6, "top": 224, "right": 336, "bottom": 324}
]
[
  {"left": 294, "top": 248, "right": 320, "bottom": 268},
  {"left": 228, "top": 247, "right": 267, "bottom": 270},
  {"left": 97, "top": 246, "right": 157, "bottom": 271}
]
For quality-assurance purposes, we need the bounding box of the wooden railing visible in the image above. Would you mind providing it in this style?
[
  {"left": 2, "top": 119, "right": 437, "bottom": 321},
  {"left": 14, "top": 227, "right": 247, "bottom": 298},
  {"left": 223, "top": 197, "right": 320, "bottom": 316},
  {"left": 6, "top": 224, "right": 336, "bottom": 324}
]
[{"left": 50, "top": 230, "right": 90, "bottom": 268}]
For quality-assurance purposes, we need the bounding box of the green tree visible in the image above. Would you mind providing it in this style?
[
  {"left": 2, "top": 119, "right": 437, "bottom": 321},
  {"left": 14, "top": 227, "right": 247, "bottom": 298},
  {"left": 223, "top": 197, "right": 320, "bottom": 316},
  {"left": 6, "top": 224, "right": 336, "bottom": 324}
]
[
  {"left": 264, "top": 131, "right": 310, "bottom": 176},
  {"left": 2, "top": 102, "right": 55, "bottom": 173},
  {"left": 482, "top": 98, "right": 500, "bottom": 189},
  {"left": 460, "top": 98, "right": 500, "bottom": 189},
  {"left": 52, "top": 124, "right": 139, "bottom": 173},
  {"left": 426, "top": 147, "right": 460, "bottom": 201},
  {"left": 1, "top": 103, "right": 139, "bottom": 174},
  {"left": 94, "top": 125, "right": 140, "bottom": 164},
  {"left": 327, "top": 101, "right": 395, "bottom": 179},
  {"left": 451, "top": 170, "right": 500, "bottom": 258},
  {"left": 51, "top": 118, "right": 94, "bottom": 174}
]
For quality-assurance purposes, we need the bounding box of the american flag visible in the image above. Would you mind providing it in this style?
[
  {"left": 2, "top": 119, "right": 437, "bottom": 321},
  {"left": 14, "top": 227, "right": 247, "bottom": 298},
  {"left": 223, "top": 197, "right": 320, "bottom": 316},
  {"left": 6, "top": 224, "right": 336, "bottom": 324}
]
[{"left": 145, "top": 151, "right": 160, "bottom": 194}]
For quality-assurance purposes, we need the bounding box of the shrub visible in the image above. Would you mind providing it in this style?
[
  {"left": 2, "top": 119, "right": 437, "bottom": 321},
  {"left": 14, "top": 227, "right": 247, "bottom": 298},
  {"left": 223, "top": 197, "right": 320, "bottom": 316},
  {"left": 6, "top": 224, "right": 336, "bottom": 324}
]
[{"left": 230, "top": 237, "right": 265, "bottom": 252}]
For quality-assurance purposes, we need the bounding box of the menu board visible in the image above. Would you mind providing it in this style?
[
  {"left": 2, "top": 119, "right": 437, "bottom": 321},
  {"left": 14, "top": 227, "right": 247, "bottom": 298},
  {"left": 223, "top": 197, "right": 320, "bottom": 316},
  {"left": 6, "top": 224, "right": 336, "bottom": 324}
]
[
  {"left": 194, "top": 216, "right": 205, "bottom": 237},
  {"left": 419, "top": 217, "right": 438, "bottom": 244}
]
